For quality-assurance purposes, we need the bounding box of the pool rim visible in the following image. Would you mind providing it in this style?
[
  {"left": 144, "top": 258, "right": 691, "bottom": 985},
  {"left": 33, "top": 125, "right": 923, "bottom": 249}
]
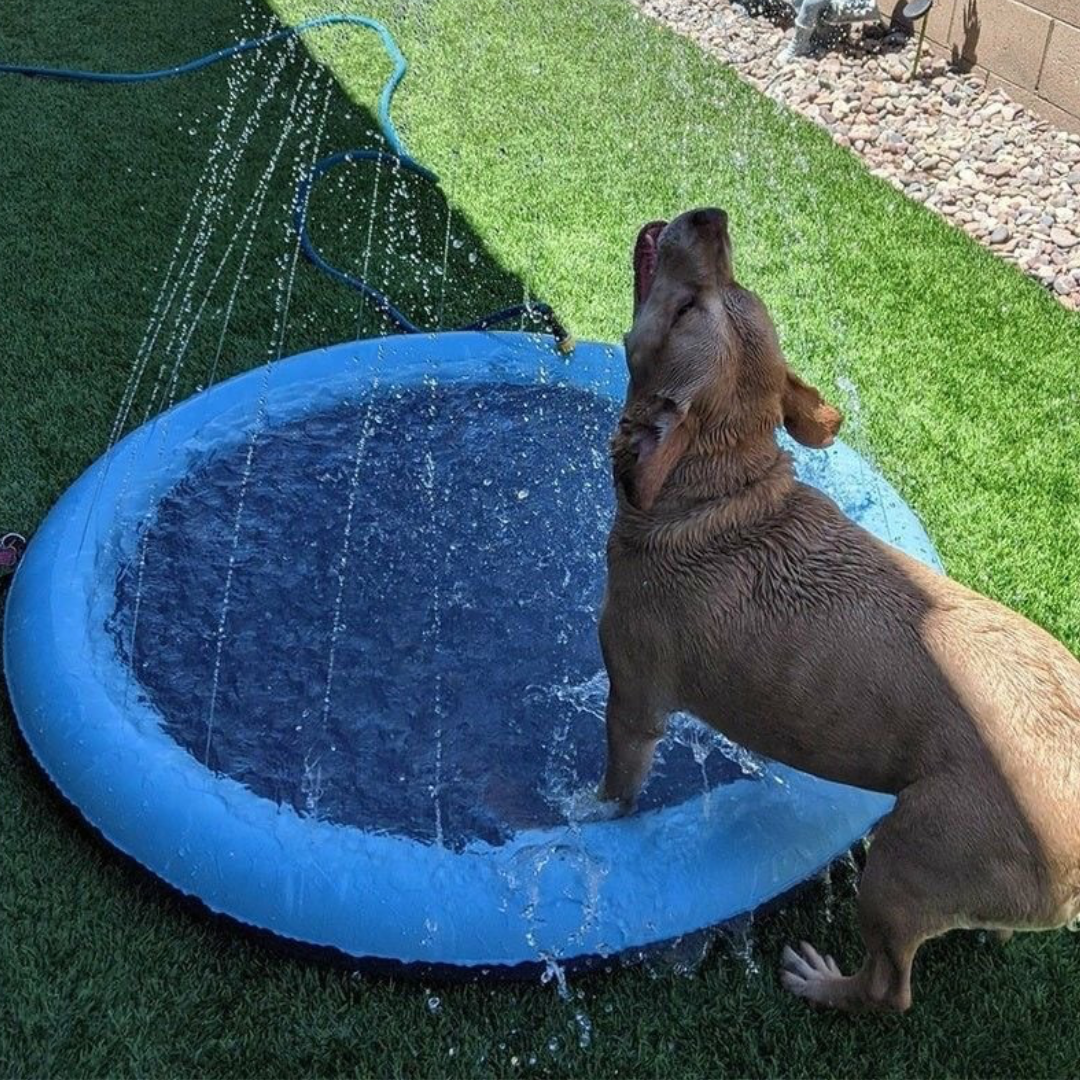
[{"left": 3, "top": 330, "right": 926, "bottom": 973}]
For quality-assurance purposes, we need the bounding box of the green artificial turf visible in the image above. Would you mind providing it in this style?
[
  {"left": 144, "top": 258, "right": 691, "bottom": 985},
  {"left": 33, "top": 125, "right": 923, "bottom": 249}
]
[{"left": 2, "top": 0, "right": 1080, "bottom": 1075}]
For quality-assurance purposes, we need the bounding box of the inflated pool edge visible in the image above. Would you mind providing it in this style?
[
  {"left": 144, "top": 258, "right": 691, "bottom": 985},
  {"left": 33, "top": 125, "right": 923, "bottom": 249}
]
[{"left": 3, "top": 331, "right": 940, "bottom": 974}]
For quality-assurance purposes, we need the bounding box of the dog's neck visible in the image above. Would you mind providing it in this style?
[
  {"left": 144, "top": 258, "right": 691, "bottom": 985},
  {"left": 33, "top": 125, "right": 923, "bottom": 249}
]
[{"left": 613, "top": 426, "right": 796, "bottom": 550}]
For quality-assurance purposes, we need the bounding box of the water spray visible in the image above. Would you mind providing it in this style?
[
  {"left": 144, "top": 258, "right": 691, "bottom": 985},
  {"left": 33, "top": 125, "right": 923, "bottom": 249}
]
[{"left": 0, "top": 14, "right": 576, "bottom": 354}]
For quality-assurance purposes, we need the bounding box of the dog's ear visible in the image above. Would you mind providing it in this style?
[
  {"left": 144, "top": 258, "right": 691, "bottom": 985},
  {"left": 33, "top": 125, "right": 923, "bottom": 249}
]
[
  {"left": 782, "top": 370, "right": 842, "bottom": 448},
  {"left": 614, "top": 395, "right": 691, "bottom": 511}
]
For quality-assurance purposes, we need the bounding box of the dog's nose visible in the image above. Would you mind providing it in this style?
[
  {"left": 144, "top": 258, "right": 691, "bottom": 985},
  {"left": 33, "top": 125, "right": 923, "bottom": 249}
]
[{"left": 691, "top": 207, "right": 728, "bottom": 232}]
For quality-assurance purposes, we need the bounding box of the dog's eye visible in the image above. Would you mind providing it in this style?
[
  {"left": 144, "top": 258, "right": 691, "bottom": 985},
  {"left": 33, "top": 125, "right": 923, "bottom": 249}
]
[{"left": 674, "top": 299, "right": 695, "bottom": 322}]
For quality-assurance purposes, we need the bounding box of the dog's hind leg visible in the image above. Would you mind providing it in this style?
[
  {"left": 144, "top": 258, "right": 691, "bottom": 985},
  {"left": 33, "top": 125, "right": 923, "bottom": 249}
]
[
  {"left": 781, "top": 774, "right": 1054, "bottom": 1012},
  {"left": 780, "top": 889, "right": 931, "bottom": 1012},
  {"left": 780, "top": 786, "right": 964, "bottom": 1013}
]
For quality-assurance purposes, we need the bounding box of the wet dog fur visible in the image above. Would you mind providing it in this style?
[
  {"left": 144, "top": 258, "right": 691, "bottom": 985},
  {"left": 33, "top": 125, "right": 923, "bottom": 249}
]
[{"left": 597, "top": 208, "right": 1080, "bottom": 1013}]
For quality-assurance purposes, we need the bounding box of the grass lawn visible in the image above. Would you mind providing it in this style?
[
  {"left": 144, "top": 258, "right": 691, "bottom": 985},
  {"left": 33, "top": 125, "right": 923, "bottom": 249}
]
[{"left": 3, "top": 0, "right": 1080, "bottom": 1075}]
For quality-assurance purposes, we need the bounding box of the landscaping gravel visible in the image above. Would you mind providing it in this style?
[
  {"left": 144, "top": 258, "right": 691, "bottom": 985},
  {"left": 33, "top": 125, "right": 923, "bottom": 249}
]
[{"left": 634, "top": 0, "right": 1080, "bottom": 311}]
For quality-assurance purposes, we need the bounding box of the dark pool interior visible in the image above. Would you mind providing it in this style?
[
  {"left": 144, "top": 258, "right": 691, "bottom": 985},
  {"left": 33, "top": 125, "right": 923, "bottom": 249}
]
[{"left": 110, "top": 382, "right": 755, "bottom": 849}]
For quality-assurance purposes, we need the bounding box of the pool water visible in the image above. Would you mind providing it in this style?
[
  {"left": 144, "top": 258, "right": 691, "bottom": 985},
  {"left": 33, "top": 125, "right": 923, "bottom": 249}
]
[{"left": 110, "top": 382, "right": 754, "bottom": 849}]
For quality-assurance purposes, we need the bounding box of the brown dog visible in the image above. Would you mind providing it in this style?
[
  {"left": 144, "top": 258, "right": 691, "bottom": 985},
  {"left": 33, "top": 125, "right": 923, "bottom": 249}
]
[{"left": 598, "top": 207, "right": 1080, "bottom": 1013}]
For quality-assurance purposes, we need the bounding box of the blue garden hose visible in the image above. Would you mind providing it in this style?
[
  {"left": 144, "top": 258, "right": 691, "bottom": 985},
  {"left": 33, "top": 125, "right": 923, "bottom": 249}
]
[{"left": 0, "top": 14, "right": 574, "bottom": 350}]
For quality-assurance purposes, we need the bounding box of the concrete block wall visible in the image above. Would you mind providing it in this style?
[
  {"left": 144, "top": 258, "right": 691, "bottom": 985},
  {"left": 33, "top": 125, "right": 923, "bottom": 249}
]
[{"left": 882, "top": 0, "right": 1080, "bottom": 132}]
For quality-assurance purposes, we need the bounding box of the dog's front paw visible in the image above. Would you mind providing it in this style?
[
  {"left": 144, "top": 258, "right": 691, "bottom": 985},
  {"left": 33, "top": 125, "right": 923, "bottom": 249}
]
[
  {"left": 561, "top": 785, "right": 624, "bottom": 824},
  {"left": 597, "top": 783, "right": 638, "bottom": 818}
]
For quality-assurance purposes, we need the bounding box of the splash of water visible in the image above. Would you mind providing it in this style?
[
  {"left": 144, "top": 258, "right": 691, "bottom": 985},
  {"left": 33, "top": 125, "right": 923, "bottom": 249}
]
[
  {"left": 724, "top": 914, "right": 762, "bottom": 977},
  {"left": 112, "top": 45, "right": 326, "bottom": 721}
]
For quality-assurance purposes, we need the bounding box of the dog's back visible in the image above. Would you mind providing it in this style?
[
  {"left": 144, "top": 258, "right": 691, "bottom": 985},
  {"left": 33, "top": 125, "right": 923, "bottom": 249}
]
[
  {"left": 611, "top": 471, "right": 1080, "bottom": 906},
  {"left": 611, "top": 462, "right": 1076, "bottom": 784}
]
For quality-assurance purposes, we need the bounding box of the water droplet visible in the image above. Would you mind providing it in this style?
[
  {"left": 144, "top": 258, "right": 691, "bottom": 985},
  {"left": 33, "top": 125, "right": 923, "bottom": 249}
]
[{"left": 574, "top": 1009, "right": 593, "bottom": 1049}]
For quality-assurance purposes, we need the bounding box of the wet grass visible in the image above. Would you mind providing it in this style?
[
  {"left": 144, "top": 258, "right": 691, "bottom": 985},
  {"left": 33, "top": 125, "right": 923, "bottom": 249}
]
[{"left": 2, "top": 0, "right": 1080, "bottom": 1076}]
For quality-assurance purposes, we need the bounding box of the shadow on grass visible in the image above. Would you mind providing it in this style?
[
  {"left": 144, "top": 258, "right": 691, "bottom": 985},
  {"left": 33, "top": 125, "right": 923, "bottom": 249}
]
[{"left": 0, "top": 0, "right": 554, "bottom": 532}]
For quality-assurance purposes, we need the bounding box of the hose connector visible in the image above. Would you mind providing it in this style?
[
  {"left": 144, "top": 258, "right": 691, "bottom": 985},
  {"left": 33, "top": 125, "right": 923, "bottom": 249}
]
[{"left": 546, "top": 313, "right": 576, "bottom": 356}]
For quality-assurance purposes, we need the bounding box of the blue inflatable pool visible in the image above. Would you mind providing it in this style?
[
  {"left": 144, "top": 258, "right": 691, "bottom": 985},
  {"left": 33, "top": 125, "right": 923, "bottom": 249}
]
[{"left": 3, "top": 331, "right": 942, "bottom": 974}]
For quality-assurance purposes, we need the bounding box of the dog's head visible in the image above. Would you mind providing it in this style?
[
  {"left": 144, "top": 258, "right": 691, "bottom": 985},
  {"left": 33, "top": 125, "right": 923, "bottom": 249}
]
[{"left": 615, "top": 208, "right": 841, "bottom": 512}]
